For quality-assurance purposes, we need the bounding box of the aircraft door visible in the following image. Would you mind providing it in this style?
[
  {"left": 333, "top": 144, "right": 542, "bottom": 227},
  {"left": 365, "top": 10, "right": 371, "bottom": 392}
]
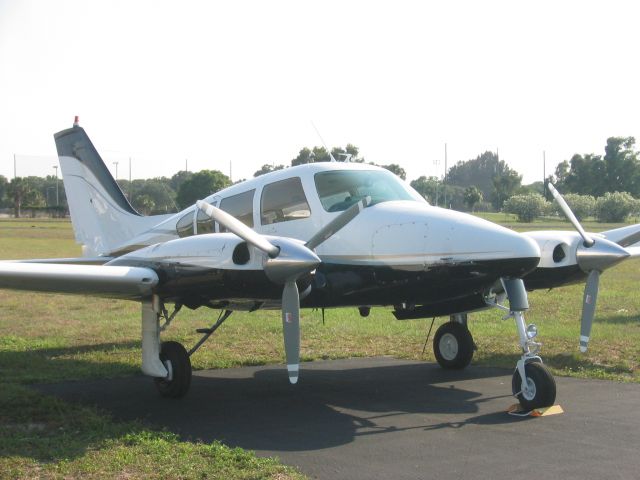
[{"left": 259, "top": 177, "right": 313, "bottom": 240}]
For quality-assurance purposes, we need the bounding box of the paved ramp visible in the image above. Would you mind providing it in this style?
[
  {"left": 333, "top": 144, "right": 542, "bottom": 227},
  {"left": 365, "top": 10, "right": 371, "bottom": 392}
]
[{"left": 38, "top": 358, "right": 640, "bottom": 480}]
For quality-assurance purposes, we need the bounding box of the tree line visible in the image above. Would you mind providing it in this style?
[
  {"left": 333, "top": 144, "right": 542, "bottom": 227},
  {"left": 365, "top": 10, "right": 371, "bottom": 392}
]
[
  {"left": 253, "top": 144, "right": 407, "bottom": 181},
  {"left": 0, "top": 170, "right": 232, "bottom": 217},
  {"left": 504, "top": 191, "right": 640, "bottom": 223},
  {"left": 1, "top": 136, "right": 637, "bottom": 221}
]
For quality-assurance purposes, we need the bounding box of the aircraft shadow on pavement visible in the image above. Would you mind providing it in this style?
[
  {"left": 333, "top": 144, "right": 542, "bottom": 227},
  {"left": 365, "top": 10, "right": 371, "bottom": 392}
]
[{"left": 37, "top": 359, "right": 526, "bottom": 453}]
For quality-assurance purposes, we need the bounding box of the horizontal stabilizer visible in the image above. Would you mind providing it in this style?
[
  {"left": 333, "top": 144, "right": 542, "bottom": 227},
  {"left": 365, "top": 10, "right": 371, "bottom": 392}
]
[{"left": 0, "top": 263, "right": 158, "bottom": 300}]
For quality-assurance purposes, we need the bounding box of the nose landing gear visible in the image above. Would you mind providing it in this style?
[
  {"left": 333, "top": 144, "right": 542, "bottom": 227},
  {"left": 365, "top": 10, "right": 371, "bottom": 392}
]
[{"left": 499, "top": 278, "right": 557, "bottom": 410}]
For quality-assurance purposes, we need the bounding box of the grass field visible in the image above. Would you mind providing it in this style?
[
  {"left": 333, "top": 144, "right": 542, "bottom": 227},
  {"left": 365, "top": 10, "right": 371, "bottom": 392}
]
[{"left": 1, "top": 217, "right": 639, "bottom": 478}]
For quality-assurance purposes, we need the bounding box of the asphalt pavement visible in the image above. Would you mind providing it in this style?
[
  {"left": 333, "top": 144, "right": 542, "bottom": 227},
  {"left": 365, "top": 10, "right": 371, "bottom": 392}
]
[{"left": 37, "top": 357, "right": 640, "bottom": 480}]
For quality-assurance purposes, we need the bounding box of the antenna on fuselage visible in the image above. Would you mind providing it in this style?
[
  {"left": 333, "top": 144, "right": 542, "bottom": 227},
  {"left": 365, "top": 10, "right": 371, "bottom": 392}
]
[{"left": 310, "top": 121, "right": 337, "bottom": 162}]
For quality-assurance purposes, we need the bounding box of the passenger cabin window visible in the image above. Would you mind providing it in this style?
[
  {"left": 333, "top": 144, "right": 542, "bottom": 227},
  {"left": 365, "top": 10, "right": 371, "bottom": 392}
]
[
  {"left": 314, "top": 170, "right": 418, "bottom": 212},
  {"left": 176, "top": 211, "right": 195, "bottom": 238},
  {"left": 196, "top": 209, "right": 214, "bottom": 234},
  {"left": 219, "top": 190, "right": 255, "bottom": 231},
  {"left": 261, "top": 177, "right": 311, "bottom": 225}
]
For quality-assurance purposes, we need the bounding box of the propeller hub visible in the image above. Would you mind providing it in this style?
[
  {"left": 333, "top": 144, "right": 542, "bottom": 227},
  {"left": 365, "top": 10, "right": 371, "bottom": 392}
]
[
  {"left": 576, "top": 238, "right": 630, "bottom": 273},
  {"left": 264, "top": 237, "right": 321, "bottom": 284}
]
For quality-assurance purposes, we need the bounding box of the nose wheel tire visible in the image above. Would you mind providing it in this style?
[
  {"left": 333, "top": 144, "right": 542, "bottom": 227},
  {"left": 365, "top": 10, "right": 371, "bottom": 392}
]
[
  {"left": 154, "top": 341, "right": 192, "bottom": 398},
  {"left": 433, "top": 322, "right": 474, "bottom": 369},
  {"left": 512, "top": 362, "right": 556, "bottom": 411}
]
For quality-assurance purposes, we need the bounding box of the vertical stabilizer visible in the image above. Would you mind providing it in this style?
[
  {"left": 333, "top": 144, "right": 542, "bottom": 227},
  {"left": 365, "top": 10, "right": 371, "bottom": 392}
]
[{"left": 54, "top": 121, "right": 170, "bottom": 256}]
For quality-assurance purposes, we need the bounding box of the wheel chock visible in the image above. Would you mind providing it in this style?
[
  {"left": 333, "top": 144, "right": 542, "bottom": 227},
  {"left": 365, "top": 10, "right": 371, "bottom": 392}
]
[{"left": 507, "top": 404, "right": 564, "bottom": 417}]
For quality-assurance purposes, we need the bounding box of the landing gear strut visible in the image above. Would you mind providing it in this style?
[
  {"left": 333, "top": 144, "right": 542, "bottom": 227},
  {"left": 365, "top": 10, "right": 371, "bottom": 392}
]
[
  {"left": 141, "top": 295, "right": 232, "bottom": 398},
  {"left": 497, "top": 278, "right": 557, "bottom": 410}
]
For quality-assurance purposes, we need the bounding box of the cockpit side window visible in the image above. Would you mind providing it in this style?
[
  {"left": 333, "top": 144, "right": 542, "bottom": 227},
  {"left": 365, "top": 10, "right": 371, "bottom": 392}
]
[
  {"left": 219, "top": 189, "right": 255, "bottom": 232},
  {"left": 314, "top": 169, "right": 419, "bottom": 212},
  {"left": 261, "top": 177, "right": 311, "bottom": 225},
  {"left": 176, "top": 211, "right": 195, "bottom": 238}
]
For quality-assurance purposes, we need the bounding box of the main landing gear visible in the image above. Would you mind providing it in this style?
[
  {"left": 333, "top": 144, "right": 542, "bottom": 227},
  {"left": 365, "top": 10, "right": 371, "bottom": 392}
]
[
  {"left": 141, "top": 295, "right": 232, "bottom": 398},
  {"left": 433, "top": 279, "right": 556, "bottom": 410},
  {"left": 433, "top": 315, "right": 475, "bottom": 369}
]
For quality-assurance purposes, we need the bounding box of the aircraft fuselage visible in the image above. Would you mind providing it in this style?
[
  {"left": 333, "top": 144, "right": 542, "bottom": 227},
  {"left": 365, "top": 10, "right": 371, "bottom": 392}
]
[{"left": 109, "top": 163, "right": 541, "bottom": 313}]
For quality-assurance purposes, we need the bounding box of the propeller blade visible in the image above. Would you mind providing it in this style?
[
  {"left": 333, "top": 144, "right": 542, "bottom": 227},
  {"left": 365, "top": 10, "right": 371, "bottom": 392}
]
[
  {"left": 547, "top": 183, "right": 595, "bottom": 247},
  {"left": 196, "top": 200, "right": 280, "bottom": 258},
  {"left": 580, "top": 270, "right": 600, "bottom": 353},
  {"left": 282, "top": 280, "right": 300, "bottom": 384},
  {"left": 305, "top": 196, "right": 372, "bottom": 250}
]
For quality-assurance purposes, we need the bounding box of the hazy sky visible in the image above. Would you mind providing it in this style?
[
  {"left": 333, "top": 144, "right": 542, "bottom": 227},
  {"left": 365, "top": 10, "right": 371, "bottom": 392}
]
[{"left": 1, "top": 0, "right": 638, "bottom": 185}]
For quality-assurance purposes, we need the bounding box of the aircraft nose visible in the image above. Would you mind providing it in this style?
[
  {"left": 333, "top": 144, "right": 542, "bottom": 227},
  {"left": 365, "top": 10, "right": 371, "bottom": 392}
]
[
  {"left": 503, "top": 230, "right": 541, "bottom": 276},
  {"left": 517, "top": 231, "right": 542, "bottom": 259}
]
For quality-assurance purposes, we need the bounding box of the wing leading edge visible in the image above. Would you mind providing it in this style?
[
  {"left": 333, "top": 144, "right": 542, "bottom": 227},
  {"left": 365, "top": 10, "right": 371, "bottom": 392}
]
[{"left": 0, "top": 263, "right": 158, "bottom": 300}]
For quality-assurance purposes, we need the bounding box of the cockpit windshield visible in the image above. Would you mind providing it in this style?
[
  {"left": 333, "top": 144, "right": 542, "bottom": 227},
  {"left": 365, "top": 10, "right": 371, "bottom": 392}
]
[{"left": 314, "top": 169, "right": 425, "bottom": 212}]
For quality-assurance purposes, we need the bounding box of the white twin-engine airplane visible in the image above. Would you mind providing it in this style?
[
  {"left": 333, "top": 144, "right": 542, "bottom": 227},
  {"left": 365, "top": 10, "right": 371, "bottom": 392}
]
[{"left": 1, "top": 119, "right": 639, "bottom": 411}]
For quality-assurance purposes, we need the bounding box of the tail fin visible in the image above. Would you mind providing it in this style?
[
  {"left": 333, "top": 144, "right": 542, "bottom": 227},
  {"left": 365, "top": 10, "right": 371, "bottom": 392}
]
[{"left": 54, "top": 121, "right": 172, "bottom": 256}]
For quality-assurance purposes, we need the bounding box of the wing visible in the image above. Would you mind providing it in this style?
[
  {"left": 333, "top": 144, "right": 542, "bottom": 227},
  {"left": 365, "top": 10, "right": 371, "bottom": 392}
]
[
  {"left": 624, "top": 245, "right": 640, "bottom": 258},
  {"left": 6, "top": 257, "right": 112, "bottom": 265},
  {"left": 601, "top": 223, "right": 640, "bottom": 247},
  {"left": 0, "top": 262, "right": 158, "bottom": 300}
]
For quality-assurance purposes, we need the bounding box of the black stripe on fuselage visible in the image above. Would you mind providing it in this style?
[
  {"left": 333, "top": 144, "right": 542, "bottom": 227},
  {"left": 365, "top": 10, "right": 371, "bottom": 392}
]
[
  {"left": 110, "top": 256, "right": 539, "bottom": 311},
  {"left": 306, "top": 256, "right": 539, "bottom": 307}
]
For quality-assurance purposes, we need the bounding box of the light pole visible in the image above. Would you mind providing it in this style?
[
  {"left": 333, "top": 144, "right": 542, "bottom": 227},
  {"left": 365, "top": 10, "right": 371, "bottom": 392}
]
[
  {"left": 543, "top": 151, "right": 547, "bottom": 200},
  {"left": 113, "top": 161, "right": 119, "bottom": 181},
  {"left": 52, "top": 165, "right": 59, "bottom": 206},
  {"left": 433, "top": 159, "right": 440, "bottom": 206},
  {"left": 443, "top": 143, "right": 448, "bottom": 208}
]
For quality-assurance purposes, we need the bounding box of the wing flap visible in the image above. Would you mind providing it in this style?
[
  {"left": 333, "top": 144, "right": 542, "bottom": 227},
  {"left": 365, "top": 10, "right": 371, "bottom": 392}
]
[{"left": 0, "top": 263, "right": 158, "bottom": 300}]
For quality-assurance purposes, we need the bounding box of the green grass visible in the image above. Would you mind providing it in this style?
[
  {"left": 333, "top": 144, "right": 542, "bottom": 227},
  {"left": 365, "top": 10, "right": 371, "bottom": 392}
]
[
  {"left": 1, "top": 216, "right": 640, "bottom": 477},
  {"left": 0, "top": 384, "right": 301, "bottom": 480},
  {"left": 0, "top": 219, "right": 303, "bottom": 480}
]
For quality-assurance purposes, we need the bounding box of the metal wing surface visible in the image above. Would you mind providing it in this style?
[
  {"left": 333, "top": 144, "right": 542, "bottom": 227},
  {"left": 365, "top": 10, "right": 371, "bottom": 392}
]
[{"left": 0, "top": 262, "right": 158, "bottom": 300}]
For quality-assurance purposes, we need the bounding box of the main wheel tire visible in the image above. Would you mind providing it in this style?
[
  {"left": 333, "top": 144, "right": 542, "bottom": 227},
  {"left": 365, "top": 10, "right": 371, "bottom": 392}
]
[
  {"left": 433, "top": 322, "right": 474, "bottom": 369},
  {"left": 512, "top": 362, "right": 556, "bottom": 411},
  {"left": 154, "top": 341, "right": 192, "bottom": 398}
]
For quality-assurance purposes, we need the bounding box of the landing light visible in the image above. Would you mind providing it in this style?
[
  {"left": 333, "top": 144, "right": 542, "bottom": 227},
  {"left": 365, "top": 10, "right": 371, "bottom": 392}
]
[{"left": 526, "top": 324, "right": 538, "bottom": 339}]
